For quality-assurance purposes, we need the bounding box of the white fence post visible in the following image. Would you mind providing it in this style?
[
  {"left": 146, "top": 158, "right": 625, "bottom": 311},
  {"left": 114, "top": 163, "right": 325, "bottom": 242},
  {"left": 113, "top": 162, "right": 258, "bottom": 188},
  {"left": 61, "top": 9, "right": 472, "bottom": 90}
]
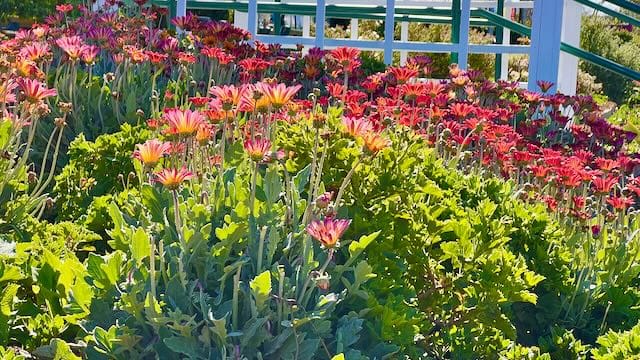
[
  {"left": 384, "top": 0, "right": 395, "bottom": 65},
  {"left": 528, "top": 0, "right": 565, "bottom": 93},
  {"left": 247, "top": 0, "right": 258, "bottom": 41},
  {"left": 501, "top": 1, "right": 512, "bottom": 80},
  {"left": 303, "top": 16, "right": 311, "bottom": 38},
  {"left": 351, "top": 19, "right": 359, "bottom": 40},
  {"left": 315, "top": 0, "right": 326, "bottom": 48},
  {"left": 558, "top": 0, "right": 582, "bottom": 95},
  {"left": 176, "top": 0, "right": 187, "bottom": 18},
  {"left": 400, "top": 21, "right": 409, "bottom": 65},
  {"left": 234, "top": 10, "right": 249, "bottom": 30},
  {"left": 458, "top": 0, "right": 471, "bottom": 70}
]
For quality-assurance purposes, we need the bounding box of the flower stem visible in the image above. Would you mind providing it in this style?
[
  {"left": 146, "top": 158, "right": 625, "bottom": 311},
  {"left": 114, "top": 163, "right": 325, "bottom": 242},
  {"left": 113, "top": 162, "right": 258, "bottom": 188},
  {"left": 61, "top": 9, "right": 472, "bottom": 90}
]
[
  {"left": 334, "top": 156, "right": 363, "bottom": 212},
  {"left": 232, "top": 265, "right": 242, "bottom": 331}
]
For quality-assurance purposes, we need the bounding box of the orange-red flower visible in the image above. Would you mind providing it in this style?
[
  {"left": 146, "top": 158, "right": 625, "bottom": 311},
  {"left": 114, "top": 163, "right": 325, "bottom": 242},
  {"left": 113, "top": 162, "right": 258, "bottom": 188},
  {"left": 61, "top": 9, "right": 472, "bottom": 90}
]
[
  {"left": 362, "top": 132, "right": 390, "bottom": 155},
  {"left": 163, "top": 108, "right": 204, "bottom": 137},
  {"left": 133, "top": 139, "right": 171, "bottom": 167},
  {"left": 607, "top": 195, "right": 634, "bottom": 211},
  {"left": 388, "top": 66, "right": 419, "bottom": 85},
  {"left": 155, "top": 167, "right": 193, "bottom": 190},
  {"left": 329, "top": 47, "right": 361, "bottom": 73},
  {"left": 306, "top": 217, "right": 351, "bottom": 248}
]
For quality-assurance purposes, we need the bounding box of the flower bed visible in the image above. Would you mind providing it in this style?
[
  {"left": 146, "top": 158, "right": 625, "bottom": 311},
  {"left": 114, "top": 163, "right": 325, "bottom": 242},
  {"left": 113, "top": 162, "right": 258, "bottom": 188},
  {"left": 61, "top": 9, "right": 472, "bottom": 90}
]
[{"left": 2, "top": 3, "right": 640, "bottom": 359}]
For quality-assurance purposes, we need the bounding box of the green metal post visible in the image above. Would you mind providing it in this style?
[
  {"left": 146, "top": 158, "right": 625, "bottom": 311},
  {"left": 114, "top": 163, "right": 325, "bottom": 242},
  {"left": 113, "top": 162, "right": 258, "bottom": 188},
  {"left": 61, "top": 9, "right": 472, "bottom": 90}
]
[
  {"left": 451, "top": 0, "right": 460, "bottom": 64},
  {"left": 273, "top": 0, "right": 282, "bottom": 35},
  {"left": 169, "top": 0, "right": 177, "bottom": 29},
  {"left": 494, "top": 0, "right": 504, "bottom": 80}
]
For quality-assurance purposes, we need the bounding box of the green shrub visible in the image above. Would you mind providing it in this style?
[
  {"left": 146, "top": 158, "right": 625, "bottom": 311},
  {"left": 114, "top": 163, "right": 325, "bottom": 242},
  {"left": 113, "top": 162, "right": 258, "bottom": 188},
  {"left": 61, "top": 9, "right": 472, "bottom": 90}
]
[
  {"left": 53, "top": 124, "right": 151, "bottom": 222},
  {"left": 0, "top": 217, "right": 100, "bottom": 351},
  {"left": 592, "top": 321, "right": 640, "bottom": 359},
  {"left": 580, "top": 15, "right": 640, "bottom": 103}
]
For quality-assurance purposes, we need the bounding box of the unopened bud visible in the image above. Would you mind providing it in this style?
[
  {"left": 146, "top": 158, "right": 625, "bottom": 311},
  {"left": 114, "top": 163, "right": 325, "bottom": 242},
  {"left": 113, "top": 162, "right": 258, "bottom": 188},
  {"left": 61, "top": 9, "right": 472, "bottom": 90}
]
[
  {"left": 58, "top": 102, "right": 73, "bottom": 113},
  {"left": 54, "top": 117, "right": 66, "bottom": 128},
  {"left": 28, "top": 171, "right": 37, "bottom": 184}
]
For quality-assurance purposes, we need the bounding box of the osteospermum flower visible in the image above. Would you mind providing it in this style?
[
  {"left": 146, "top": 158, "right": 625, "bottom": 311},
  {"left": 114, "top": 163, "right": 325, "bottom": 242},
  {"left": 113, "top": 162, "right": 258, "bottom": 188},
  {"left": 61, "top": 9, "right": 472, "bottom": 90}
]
[
  {"left": 362, "top": 132, "right": 390, "bottom": 155},
  {"left": 244, "top": 138, "right": 271, "bottom": 162},
  {"left": 342, "top": 117, "right": 372, "bottom": 138},
  {"left": 256, "top": 83, "right": 301, "bottom": 109},
  {"left": 209, "top": 85, "right": 242, "bottom": 110},
  {"left": 329, "top": 47, "right": 361, "bottom": 73},
  {"left": 19, "top": 42, "right": 51, "bottom": 62},
  {"left": 133, "top": 139, "right": 171, "bottom": 167},
  {"left": 607, "top": 195, "right": 634, "bottom": 211},
  {"left": 164, "top": 108, "right": 204, "bottom": 137},
  {"left": 306, "top": 217, "right": 351, "bottom": 248},
  {"left": 56, "top": 35, "right": 85, "bottom": 61},
  {"left": 155, "top": 167, "right": 193, "bottom": 190},
  {"left": 16, "top": 78, "right": 57, "bottom": 103}
]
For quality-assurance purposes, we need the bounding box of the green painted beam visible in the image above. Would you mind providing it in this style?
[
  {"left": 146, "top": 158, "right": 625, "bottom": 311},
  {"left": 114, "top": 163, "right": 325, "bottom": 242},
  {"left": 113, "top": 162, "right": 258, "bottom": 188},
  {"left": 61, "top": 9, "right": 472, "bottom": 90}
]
[
  {"left": 152, "top": 1, "right": 453, "bottom": 16},
  {"left": 494, "top": 0, "right": 504, "bottom": 80},
  {"left": 451, "top": 0, "right": 460, "bottom": 64},
  {"left": 575, "top": 0, "right": 640, "bottom": 28},
  {"left": 603, "top": 0, "right": 640, "bottom": 15},
  {"left": 151, "top": 0, "right": 490, "bottom": 25},
  {"left": 475, "top": 9, "right": 530, "bottom": 36},
  {"left": 560, "top": 42, "right": 640, "bottom": 81}
]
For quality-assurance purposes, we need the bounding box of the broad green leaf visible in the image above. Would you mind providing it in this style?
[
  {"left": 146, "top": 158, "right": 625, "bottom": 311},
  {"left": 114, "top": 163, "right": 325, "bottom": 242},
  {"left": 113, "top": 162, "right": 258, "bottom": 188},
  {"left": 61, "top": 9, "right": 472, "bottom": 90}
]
[
  {"left": 131, "top": 227, "right": 151, "bottom": 265},
  {"left": 141, "top": 184, "right": 171, "bottom": 223},
  {"left": 250, "top": 271, "right": 271, "bottom": 312},
  {"left": 0, "top": 118, "right": 11, "bottom": 149},
  {"left": 240, "top": 317, "right": 268, "bottom": 348},
  {"left": 0, "top": 263, "right": 23, "bottom": 283},
  {"left": 163, "top": 336, "right": 203, "bottom": 358},
  {"left": 263, "top": 165, "right": 282, "bottom": 205},
  {"left": 1, "top": 284, "right": 18, "bottom": 316},
  {"left": 293, "top": 164, "right": 312, "bottom": 196},
  {"left": 346, "top": 231, "right": 380, "bottom": 267}
]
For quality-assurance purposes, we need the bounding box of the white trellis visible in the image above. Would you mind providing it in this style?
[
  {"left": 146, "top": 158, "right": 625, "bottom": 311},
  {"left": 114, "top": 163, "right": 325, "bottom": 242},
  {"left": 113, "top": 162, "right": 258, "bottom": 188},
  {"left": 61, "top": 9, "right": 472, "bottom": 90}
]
[{"left": 175, "top": 0, "right": 586, "bottom": 94}]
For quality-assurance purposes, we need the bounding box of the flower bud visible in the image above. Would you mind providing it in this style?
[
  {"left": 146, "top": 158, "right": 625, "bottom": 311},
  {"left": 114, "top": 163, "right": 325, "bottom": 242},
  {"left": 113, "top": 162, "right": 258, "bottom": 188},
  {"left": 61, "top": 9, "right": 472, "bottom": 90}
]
[
  {"left": 315, "top": 273, "right": 331, "bottom": 291},
  {"left": 28, "top": 171, "right": 37, "bottom": 184},
  {"left": 54, "top": 117, "right": 67, "bottom": 128},
  {"left": 103, "top": 72, "right": 115, "bottom": 83},
  {"left": 315, "top": 192, "right": 333, "bottom": 209},
  {"left": 58, "top": 102, "right": 73, "bottom": 113}
]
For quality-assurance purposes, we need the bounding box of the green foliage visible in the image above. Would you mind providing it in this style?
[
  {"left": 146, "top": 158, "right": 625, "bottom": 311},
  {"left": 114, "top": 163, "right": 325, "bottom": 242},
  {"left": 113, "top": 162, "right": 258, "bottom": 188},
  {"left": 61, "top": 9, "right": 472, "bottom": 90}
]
[
  {"left": 0, "top": 0, "right": 64, "bottom": 23},
  {"left": 593, "top": 321, "right": 640, "bottom": 359},
  {"left": 53, "top": 124, "right": 151, "bottom": 222},
  {"left": 580, "top": 15, "right": 640, "bottom": 103},
  {"left": 278, "top": 117, "right": 562, "bottom": 356},
  {"left": 0, "top": 216, "right": 99, "bottom": 352}
]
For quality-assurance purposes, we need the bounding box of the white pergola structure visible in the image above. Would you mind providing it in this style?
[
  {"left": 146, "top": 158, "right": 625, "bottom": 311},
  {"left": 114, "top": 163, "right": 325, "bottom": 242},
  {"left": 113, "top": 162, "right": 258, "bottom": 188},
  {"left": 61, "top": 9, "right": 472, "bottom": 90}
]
[{"left": 170, "top": 0, "right": 596, "bottom": 94}]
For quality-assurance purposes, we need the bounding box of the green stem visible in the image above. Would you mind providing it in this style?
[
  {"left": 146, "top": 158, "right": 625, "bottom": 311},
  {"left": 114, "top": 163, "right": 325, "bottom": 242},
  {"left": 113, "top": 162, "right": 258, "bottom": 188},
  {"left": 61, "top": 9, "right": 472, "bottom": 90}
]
[{"left": 232, "top": 265, "right": 242, "bottom": 331}]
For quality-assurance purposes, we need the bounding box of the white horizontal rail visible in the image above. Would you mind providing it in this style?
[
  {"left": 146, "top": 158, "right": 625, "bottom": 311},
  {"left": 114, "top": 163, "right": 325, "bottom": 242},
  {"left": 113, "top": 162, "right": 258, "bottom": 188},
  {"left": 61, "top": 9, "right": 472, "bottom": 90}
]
[
  {"left": 254, "top": 36, "right": 530, "bottom": 54},
  {"left": 268, "top": 0, "right": 533, "bottom": 8}
]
